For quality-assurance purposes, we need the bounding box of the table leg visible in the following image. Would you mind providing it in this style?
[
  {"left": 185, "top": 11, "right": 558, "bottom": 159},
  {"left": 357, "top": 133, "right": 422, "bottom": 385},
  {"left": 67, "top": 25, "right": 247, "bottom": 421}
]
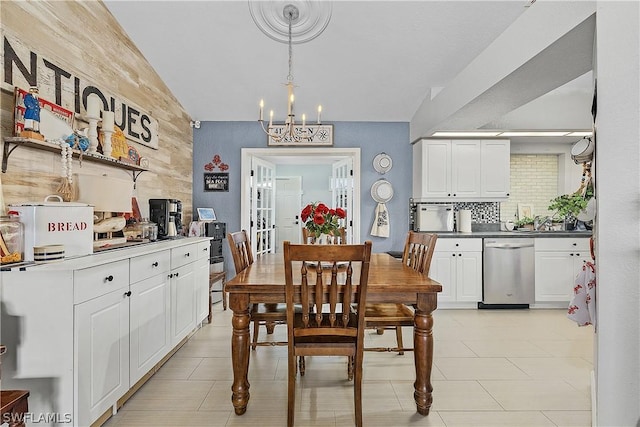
[
  {"left": 413, "top": 293, "right": 437, "bottom": 415},
  {"left": 230, "top": 293, "right": 251, "bottom": 415}
]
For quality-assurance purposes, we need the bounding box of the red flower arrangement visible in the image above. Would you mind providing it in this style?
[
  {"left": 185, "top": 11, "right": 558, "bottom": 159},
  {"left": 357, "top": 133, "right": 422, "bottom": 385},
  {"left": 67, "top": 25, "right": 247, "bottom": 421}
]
[{"left": 301, "top": 202, "right": 346, "bottom": 238}]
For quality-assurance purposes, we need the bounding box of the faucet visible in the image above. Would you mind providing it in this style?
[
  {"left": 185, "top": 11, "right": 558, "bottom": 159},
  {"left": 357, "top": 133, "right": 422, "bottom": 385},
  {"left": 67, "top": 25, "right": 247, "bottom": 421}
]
[{"left": 534, "top": 215, "right": 553, "bottom": 231}]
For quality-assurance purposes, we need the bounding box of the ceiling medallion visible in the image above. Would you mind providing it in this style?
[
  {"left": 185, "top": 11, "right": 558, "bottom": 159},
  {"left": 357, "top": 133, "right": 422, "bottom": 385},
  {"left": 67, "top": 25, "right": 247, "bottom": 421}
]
[{"left": 249, "top": 0, "right": 333, "bottom": 44}]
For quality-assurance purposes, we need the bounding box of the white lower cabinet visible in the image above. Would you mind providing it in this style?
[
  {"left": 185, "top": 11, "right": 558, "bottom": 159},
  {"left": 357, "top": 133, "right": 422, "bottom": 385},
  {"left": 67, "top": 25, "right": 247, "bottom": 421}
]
[
  {"left": 195, "top": 241, "right": 211, "bottom": 324},
  {"left": 75, "top": 289, "right": 130, "bottom": 427},
  {"left": 129, "top": 273, "right": 171, "bottom": 385},
  {"left": 170, "top": 263, "right": 196, "bottom": 346},
  {"left": 430, "top": 239, "right": 482, "bottom": 305},
  {"left": 129, "top": 250, "right": 171, "bottom": 386},
  {"left": 195, "top": 258, "right": 211, "bottom": 324},
  {"left": 534, "top": 238, "right": 591, "bottom": 302},
  {"left": 0, "top": 237, "right": 211, "bottom": 427}
]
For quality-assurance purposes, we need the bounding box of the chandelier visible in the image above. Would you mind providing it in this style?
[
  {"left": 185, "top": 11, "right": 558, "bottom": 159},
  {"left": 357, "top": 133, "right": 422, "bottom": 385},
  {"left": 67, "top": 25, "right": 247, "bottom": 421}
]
[{"left": 257, "top": 4, "right": 324, "bottom": 144}]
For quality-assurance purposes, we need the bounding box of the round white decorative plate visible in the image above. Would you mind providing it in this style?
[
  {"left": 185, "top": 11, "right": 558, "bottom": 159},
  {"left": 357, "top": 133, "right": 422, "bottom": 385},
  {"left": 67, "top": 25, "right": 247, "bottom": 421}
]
[
  {"left": 373, "top": 153, "right": 393, "bottom": 174},
  {"left": 371, "top": 179, "right": 394, "bottom": 203}
]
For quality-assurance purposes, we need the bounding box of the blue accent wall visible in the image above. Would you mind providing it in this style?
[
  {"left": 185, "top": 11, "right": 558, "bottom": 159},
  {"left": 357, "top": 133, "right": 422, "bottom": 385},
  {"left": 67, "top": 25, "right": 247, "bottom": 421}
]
[{"left": 192, "top": 121, "right": 411, "bottom": 265}]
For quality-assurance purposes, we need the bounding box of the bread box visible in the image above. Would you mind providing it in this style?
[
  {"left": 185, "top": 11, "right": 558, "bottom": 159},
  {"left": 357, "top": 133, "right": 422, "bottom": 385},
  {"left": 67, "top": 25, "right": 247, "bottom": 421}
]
[{"left": 10, "top": 195, "right": 93, "bottom": 261}]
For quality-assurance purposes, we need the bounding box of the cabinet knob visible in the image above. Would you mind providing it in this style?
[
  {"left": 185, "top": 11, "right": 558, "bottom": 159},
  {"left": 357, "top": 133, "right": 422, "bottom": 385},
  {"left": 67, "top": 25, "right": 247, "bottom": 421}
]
[
  {"left": 168, "top": 273, "right": 173, "bottom": 278},
  {"left": 185, "top": 252, "right": 190, "bottom": 257},
  {"left": 175, "top": 272, "right": 180, "bottom": 277},
  {"left": 506, "top": 193, "right": 510, "bottom": 196},
  {"left": 570, "top": 253, "right": 574, "bottom": 256},
  {"left": 448, "top": 193, "right": 451, "bottom": 196},
  {"left": 572, "top": 243, "right": 577, "bottom": 246},
  {"left": 105, "top": 275, "right": 114, "bottom": 282},
  {"left": 459, "top": 253, "right": 462, "bottom": 257},
  {"left": 455, "top": 243, "right": 459, "bottom": 246},
  {"left": 452, "top": 253, "right": 456, "bottom": 257},
  {"left": 453, "top": 194, "right": 456, "bottom": 197},
  {"left": 576, "top": 253, "right": 580, "bottom": 257},
  {"left": 152, "top": 261, "right": 159, "bottom": 267},
  {"left": 124, "top": 291, "right": 132, "bottom": 297}
]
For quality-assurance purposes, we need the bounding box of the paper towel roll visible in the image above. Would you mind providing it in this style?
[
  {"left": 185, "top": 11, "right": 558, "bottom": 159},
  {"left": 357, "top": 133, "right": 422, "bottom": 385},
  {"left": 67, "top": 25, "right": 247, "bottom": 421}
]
[{"left": 458, "top": 210, "right": 472, "bottom": 233}]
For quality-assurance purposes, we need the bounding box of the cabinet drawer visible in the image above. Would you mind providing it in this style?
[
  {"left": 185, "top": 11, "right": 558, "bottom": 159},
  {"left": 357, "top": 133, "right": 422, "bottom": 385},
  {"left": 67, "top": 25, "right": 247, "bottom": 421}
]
[
  {"left": 435, "top": 238, "right": 482, "bottom": 252},
  {"left": 197, "top": 241, "right": 210, "bottom": 260},
  {"left": 130, "top": 250, "right": 171, "bottom": 284},
  {"left": 74, "top": 260, "right": 130, "bottom": 304},
  {"left": 535, "top": 238, "right": 590, "bottom": 252},
  {"left": 171, "top": 243, "right": 198, "bottom": 269}
]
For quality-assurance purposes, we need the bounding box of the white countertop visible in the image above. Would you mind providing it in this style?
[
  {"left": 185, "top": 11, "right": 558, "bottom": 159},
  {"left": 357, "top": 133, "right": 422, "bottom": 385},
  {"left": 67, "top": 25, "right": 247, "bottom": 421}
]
[{"left": 1, "top": 237, "right": 211, "bottom": 271}]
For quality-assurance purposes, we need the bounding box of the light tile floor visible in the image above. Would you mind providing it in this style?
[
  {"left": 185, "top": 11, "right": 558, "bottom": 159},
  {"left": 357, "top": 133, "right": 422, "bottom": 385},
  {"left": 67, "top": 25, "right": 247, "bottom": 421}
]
[{"left": 104, "top": 305, "right": 593, "bottom": 427}]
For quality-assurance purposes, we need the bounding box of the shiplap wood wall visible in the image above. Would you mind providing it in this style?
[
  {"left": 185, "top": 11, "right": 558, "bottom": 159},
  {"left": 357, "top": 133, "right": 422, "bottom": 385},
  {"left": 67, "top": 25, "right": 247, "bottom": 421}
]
[{"left": 0, "top": 1, "right": 194, "bottom": 224}]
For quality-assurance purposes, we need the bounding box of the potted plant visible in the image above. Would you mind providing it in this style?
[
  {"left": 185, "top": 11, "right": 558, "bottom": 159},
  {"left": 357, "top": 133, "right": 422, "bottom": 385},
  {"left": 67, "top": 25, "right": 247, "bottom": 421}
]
[
  {"left": 514, "top": 216, "right": 535, "bottom": 230},
  {"left": 548, "top": 187, "right": 593, "bottom": 230}
]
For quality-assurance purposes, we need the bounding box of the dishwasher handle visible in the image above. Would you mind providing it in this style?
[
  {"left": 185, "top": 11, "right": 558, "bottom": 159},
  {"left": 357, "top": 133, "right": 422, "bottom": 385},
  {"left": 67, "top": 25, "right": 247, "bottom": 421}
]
[{"left": 485, "top": 242, "right": 534, "bottom": 249}]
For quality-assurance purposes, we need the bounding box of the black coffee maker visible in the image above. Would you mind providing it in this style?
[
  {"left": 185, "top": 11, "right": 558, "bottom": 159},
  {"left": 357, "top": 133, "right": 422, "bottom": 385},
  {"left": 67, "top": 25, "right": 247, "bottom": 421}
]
[{"left": 149, "top": 199, "right": 182, "bottom": 238}]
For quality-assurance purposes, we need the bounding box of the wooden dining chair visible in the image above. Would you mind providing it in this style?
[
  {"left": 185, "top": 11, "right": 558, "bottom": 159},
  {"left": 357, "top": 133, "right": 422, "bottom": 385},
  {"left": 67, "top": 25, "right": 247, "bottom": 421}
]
[
  {"left": 283, "top": 241, "right": 372, "bottom": 427},
  {"left": 302, "top": 227, "right": 347, "bottom": 244},
  {"left": 227, "top": 230, "right": 287, "bottom": 350},
  {"left": 364, "top": 231, "right": 437, "bottom": 354}
]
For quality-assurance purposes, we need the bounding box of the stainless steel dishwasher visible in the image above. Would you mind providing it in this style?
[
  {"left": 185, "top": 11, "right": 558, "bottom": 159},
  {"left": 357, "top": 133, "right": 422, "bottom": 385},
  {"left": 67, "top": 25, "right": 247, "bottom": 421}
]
[{"left": 480, "top": 238, "right": 535, "bottom": 308}]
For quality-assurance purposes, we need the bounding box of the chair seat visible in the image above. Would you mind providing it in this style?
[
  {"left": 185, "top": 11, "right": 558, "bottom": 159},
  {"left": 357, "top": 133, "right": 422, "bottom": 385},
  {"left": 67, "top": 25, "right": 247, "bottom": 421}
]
[
  {"left": 364, "top": 303, "right": 414, "bottom": 325},
  {"left": 251, "top": 303, "right": 287, "bottom": 317}
]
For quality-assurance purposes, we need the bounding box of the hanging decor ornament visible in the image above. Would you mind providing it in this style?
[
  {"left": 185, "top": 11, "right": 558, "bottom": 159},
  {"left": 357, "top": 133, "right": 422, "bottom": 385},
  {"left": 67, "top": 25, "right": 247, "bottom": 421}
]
[{"left": 56, "top": 139, "right": 76, "bottom": 201}]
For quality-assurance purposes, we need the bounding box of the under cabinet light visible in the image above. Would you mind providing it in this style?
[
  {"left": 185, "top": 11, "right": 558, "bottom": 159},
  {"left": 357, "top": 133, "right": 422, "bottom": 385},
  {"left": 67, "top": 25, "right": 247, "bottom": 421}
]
[{"left": 432, "top": 131, "right": 502, "bottom": 137}]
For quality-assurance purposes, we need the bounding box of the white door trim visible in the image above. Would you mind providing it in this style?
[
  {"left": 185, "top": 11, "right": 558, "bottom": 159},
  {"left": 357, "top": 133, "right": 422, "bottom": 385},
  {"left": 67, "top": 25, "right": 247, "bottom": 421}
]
[{"left": 241, "top": 147, "right": 361, "bottom": 244}]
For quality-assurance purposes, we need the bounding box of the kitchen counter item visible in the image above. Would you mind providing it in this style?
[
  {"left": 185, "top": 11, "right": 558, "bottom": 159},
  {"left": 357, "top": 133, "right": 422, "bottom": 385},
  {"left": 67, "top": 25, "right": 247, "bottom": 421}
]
[
  {"left": 481, "top": 238, "right": 534, "bottom": 308},
  {"left": 140, "top": 219, "right": 158, "bottom": 241},
  {"left": 0, "top": 214, "right": 24, "bottom": 264},
  {"left": 9, "top": 195, "right": 93, "bottom": 261},
  {"left": 33, "top": 244, "right": 65, "bottom": 262},
  {"left": 415, "top": 204, "right": 454, "bottom": 232},
  {"left": 457, "top": 209, "right": 472, "bottom": 232}
]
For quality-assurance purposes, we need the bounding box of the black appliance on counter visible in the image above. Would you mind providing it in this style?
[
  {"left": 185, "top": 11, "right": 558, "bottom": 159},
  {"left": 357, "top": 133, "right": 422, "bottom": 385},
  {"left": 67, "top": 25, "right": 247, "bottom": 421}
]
[
  {"left": 149, "top": 199, "right": 182, "bottom": 238},
  {"left": 205, "top": 221, "right": 226, "bottom": 304}
]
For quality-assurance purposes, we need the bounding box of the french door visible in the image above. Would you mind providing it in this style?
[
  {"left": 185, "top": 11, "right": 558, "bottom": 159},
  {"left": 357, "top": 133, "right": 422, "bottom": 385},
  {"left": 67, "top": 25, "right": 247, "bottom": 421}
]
[
  {"left": 251, "top": 157, "right": 276, "bottom": 256},
  {"left": 332, "top": 158, "right": 353, "bottom": 243}
]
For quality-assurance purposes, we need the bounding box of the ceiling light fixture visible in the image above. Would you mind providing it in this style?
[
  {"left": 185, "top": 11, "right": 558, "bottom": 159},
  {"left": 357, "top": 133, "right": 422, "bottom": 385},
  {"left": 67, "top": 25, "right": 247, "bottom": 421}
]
[{"left": 257, "top": 4, "right": 323, "bottom": 144}]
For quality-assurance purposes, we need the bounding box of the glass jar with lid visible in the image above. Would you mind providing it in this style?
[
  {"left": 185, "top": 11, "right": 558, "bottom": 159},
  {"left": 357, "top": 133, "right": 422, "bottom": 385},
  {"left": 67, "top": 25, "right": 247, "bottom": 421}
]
[
  {"left": 139, "top": 218, "right": 158, "bottom": 241},
  {"left": 0, "top": 212, "right": 24, "bottom": 264}
]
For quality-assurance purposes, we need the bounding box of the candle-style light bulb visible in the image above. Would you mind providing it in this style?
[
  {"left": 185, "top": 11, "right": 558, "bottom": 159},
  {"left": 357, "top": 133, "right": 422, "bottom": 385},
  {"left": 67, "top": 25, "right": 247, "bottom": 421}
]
[
  {"left": 317, "top": 105, "right": 322, "bottom": 124},
  {"left": 259, "top": 99, "right": 264, "bottom": 121},
  {"left": 302, "top": 113, "right": 306, "bottom": 128},
  {"left": 269, "top": 110, "right": 274, "bottom": 127}
]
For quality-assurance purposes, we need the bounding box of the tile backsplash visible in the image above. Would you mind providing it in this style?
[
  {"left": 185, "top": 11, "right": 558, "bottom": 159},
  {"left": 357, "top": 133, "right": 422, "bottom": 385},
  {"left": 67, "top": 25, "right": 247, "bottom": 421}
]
[{"left": 454, "top": 202, "right": 500, "bottom": 223}]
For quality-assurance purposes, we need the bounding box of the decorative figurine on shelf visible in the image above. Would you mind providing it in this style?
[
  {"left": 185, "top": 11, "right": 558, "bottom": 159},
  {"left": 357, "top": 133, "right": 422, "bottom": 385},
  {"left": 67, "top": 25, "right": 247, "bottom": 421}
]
[{"left": 22, "top": 86, "right": 44, "bottom": 141}]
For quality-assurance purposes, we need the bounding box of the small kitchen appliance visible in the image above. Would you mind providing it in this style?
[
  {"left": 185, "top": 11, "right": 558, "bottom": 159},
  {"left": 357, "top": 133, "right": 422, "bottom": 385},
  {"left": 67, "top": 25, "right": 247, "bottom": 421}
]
[
  {"left": 415, "top": 204, "right": 454, "bottom": 232},
  {"left": 149, "top": 199, "right": 182, "bottom": 238}
]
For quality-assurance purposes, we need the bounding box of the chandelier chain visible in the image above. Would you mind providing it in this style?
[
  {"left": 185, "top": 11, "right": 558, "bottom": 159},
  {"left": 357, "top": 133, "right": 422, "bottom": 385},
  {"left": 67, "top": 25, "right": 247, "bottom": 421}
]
[{"left": 287, "top": 10, "right": 293, "bottom": 83}]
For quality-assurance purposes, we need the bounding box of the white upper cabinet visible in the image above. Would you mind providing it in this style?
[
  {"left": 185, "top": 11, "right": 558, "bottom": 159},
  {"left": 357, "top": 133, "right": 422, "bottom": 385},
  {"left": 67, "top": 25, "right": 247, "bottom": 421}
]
[
  {"left": 480, "top": 140, "right": 511, "bottom": 198},
  {"left": 413, "top": 139, "right": 510, "bottom": 201},
  {"left": 451, "top": 141, "right": 482, "bottom": 198}
]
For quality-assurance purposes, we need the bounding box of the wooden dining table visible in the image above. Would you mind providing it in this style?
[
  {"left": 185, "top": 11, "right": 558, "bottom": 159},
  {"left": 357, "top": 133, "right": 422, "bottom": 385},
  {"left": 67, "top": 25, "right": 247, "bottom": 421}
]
[{"left": 224, "top": 252, "right": 442, "bottom": 417}]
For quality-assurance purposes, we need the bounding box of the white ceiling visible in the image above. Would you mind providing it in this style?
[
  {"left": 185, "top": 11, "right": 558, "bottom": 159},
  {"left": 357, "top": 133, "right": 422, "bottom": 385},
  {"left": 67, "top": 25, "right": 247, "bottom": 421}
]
[{"left": 104, "top": 0, "right": 593, "bottom": 138}]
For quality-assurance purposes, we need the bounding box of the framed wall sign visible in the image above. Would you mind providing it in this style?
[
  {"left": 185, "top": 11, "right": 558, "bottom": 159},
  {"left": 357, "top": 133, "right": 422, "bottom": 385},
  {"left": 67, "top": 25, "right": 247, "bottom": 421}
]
[
  {"left": 204, "top": 172, "right": 229, "bottom": 192},
  {"left": 267, "top": 124, "right": 333, "bottom": 146}
]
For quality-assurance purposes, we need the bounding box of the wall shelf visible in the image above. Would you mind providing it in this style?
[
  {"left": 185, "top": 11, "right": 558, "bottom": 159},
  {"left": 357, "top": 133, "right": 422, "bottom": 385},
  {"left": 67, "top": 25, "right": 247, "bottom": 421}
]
[{"left": 2, "top": 137, "right": 148, "bottom": 183}]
